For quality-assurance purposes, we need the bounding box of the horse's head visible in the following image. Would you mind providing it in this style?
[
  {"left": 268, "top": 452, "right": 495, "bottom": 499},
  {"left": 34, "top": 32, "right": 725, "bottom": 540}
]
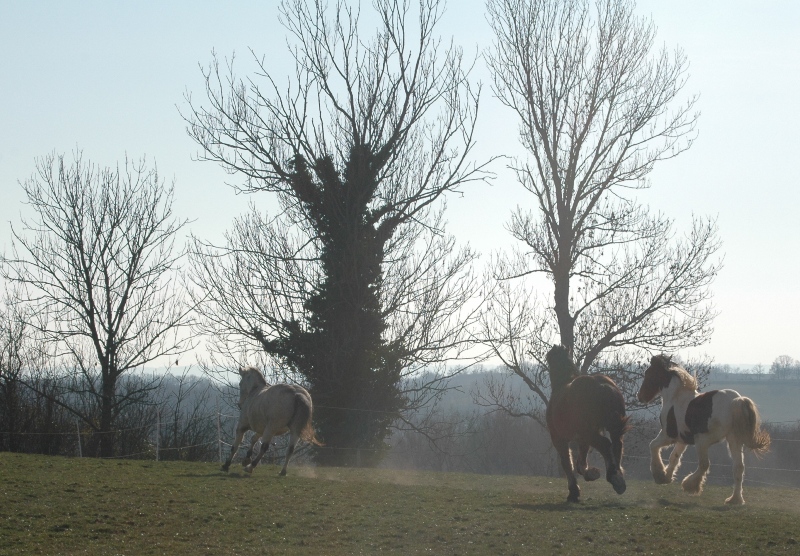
[
  {"left": 237, "top": 366, "right": 268, "bottom": 408},
  {"left": 546, "top": 344, "right": 579, "bottom": 391},
  {"left": 637, "top": 355, "right": 676, "bottom": 403},
  {"left": 638, "top": 354, "right": 698, "bottom": 403}
]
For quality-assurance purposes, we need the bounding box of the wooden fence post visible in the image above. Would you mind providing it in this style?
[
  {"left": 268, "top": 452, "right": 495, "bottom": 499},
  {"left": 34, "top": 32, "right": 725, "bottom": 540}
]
[
  {"left": 155, "top": 411, "right": 160, "bottom": 462},
  {"left": 217, "top": 401, "right": 223, "bottom": 464},
  {"left": 76, "top": 420, "right": 82, "bottom": 458}
]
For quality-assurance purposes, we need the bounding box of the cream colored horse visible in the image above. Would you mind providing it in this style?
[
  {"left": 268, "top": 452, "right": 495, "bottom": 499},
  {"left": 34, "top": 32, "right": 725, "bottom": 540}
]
[{"left": 221, "top": 366, "right": 321, "bottom": 475}]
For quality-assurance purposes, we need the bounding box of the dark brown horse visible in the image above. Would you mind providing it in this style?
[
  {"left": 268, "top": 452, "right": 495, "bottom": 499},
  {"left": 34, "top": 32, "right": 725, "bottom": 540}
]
[{"left": 546, "top": 345, "right": 630, "bottom": 502}]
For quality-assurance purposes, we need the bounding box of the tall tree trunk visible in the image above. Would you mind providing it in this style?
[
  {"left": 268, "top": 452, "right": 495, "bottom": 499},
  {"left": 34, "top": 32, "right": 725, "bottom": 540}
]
[
  {"left": 99, "top": 371, "right": 117, "bottom": 458},
  {"left": 554, "top": 225, "right": 575, "bottom": 358},
  {"left": 3, "top": 380, "right": 20, "bottom": 452}
]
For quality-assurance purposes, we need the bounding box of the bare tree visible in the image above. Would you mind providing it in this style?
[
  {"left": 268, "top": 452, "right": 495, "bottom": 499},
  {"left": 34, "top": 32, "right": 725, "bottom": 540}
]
[
  {"left": 478, "top": 0, "right": 721, "bottom": 416},
  {"left": 155, "top": 369, "right": 219, "bottom": 461},
  {"left": 771, "top": 355, "right": 800, "bottom": 380},
  {"left": 184, "top": 0, "right": 491, "bottom": 465},
  {"left": 1, "top": 151, "right": 193, "bottom": 457},
  {"left": 0, "top": 291, "right": 33, "bottom": 452}
]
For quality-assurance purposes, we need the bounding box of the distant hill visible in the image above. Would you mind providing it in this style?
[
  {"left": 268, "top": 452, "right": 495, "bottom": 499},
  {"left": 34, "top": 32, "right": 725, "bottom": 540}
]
[
  {"left": 706, "top": 374, "right": 800, "bottom": 424},
  {"left": 434, "top": 370, "right": 800, "bottom": 424}
]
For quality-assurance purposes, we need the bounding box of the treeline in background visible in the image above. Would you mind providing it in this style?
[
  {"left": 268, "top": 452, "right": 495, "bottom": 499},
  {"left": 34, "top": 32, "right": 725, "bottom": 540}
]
[{"left": 2, "top": 360, "right": 799, "bottom": 489}]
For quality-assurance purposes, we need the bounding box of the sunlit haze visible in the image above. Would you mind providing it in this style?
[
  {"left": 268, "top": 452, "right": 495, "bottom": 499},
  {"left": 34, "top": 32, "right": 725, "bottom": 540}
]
[{"left": 1, "top": 1, "right": 798, "bottom": 367}]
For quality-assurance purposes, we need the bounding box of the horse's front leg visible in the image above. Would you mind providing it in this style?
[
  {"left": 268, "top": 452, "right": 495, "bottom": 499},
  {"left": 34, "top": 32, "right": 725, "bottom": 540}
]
[
  {"left": 682, "top": 435, "right": 711, "bottom": 495},
  {"left": 244, "top": 431, "right": 274, "bottom": 473},
  {"left": 221, "top": 424, "right": 248, "bottom": 472},
  {"left": 725, "top": 438, "right": 745, "bottom": 505},
  {"left": 553, "top": 437, "right": 580, "bottom": 502},
  {"left": 649, "top": 430, "right": 675, "bottom": 484},
  {"left": 664, "top": 441, "right": 687, "bottom": 483},
  {"left": 575, "top": 441, "right": 601, "bottom": 481}
]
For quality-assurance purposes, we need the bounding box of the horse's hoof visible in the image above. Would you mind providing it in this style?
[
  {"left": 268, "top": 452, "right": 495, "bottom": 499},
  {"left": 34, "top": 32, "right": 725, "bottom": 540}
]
[
  {"left": 681, "top": 476, "right": 702, "bottom": 495},
  {"left": 243, "top": 465, "right": 253, "bottom": 474},
  {"left": 279, "top": 469, "right": 287, "bottom": 477},
  {"left": 652, "top": 471, "right": 670, "bottom": 485},
  {"left": 725, "top": 495, "right": 745, "bottom": 505},
  {"left": 584, "top": 467, "right": 601, "bottom": 481},
  {"left": 567, "top": 485, "right": 581, "bottom": 503},
  {"left": 220, "top": 465, "right": 229, "bottom": 473},
  {"left": 609, "top": 473, "right": 626, "bottom": 495}
]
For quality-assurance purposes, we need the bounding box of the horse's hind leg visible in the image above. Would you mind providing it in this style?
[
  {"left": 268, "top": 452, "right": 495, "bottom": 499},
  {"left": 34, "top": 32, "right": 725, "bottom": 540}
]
[
  {"left": 725, "top": 439, "right": 745, "bottom": 505},
  {"left": 575, "top": 442, "right": 601, "bottom": 481},
  {"left": 589, "top": 432, "right": 625, "bottom": 495},
  {"left": 279, "top": 432, "right": 300, "bottom": 476},
  {"left": 222, "top": 425, "right": 247, "bottom": 472},
  {"left": 244, "top": 432, "right": 274, "bottom": 473},
  {"left": 242, "top": 433, "right": 259, "bottom": 467},
  {"left": 682, "top": 436, "right": 711, "bottom": 495},
  {"left": 553, "top": 437, "right": 580, "bottom": 502}
]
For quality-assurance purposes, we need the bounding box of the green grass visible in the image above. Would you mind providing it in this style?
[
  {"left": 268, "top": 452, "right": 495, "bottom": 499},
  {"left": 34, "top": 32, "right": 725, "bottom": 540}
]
[{"left": 1, "top": 453, "right": 798, "bottom": 555}]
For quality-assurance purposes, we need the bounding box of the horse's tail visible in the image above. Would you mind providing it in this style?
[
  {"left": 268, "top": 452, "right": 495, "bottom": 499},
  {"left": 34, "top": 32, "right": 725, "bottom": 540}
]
[
  {"left": 617, "top": 414, "right": 633, "bottom": 436},
  {"left": 731, "top": 396, "right": 770, "bottom": 457},
  {"left": 603, "top": 379, "right": 632, "bottom": 437},
  {"left": 291, "top": 392, "right": 323, "bottom": 447}
]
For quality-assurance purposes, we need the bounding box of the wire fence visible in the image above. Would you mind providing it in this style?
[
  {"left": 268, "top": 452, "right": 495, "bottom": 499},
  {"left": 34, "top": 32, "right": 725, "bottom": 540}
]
[
  {"left": 0, "top": 402, "right": 411, "bottom": 462},
  {"left": 622, "top": 453, "right": 800, "bottom": 490},
  {"left": 2, "top": 408, "right": 800, "bottom": 490}
]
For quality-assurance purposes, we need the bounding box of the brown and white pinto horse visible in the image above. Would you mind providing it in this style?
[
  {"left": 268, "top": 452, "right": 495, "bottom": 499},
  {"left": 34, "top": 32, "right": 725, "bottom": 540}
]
[
  {"left": 546, "top": 345, "right": 630, "bottom": 503},
  {"left": 637, "top": 355, "right": 770, "bottom": 504},
  {"left": 221, "top": 367, "right": 321, "bottom": 476}
]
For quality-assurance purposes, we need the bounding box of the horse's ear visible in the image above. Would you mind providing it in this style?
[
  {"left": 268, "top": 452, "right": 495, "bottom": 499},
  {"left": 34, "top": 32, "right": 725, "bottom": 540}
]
[
  {"left": 651, "top": 354, "right": 667, "bottom": 366},
  {"left": 238, "top": 367, "right": 246, "bottom": 376},
  {"left": 546, "top": 344, "right": 567, "bottom": 364}
]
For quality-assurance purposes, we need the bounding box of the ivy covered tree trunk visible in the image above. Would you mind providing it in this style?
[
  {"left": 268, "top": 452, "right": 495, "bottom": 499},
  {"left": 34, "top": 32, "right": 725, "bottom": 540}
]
[
  {"left": 266, "top": 150, "right": 405, "bottom": 466},
  {"left": 186, "top": 0, "right": 486, "bottom": 468}
]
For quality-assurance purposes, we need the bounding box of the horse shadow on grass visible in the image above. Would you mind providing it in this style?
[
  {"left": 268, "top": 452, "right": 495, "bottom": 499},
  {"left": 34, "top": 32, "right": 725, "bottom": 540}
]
[
  {"left": 176, "top": 471, "right": 254, "bottom": 479},
  {"left": 512, "top": 502, "right": 578, "bottom": 513},
  {"left": 511, "top": 496, "right": 741, "bottom": 513},
  {"left": 646, "top": 497, "right": 747, "bottom": 513},
  {"left": 511, "top": 500, "right": 628, "bottom": 513}
]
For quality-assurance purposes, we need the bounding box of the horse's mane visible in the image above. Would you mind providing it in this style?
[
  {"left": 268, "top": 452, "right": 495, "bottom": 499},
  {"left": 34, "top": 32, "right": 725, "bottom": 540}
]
[
  {"left": 652, "top": 354, "right": 697, "bottom": 391},
  {"left": 240, "top": 366, "right": 268, "bottom": 392},
  {"left": 546, "top": 345, "right": 579, "bottom": 390}
]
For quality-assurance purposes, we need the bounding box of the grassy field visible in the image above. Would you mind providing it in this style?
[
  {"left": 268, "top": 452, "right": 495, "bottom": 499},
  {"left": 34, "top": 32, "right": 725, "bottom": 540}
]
[{"left": 1, "top": 453, "right": 799, "bottom": 555}]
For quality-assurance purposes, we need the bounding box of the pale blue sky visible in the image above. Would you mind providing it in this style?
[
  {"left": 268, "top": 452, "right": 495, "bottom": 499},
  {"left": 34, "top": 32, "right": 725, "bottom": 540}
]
[{"left": 1, "top": 1, "right": 798, "bottom": 366}]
